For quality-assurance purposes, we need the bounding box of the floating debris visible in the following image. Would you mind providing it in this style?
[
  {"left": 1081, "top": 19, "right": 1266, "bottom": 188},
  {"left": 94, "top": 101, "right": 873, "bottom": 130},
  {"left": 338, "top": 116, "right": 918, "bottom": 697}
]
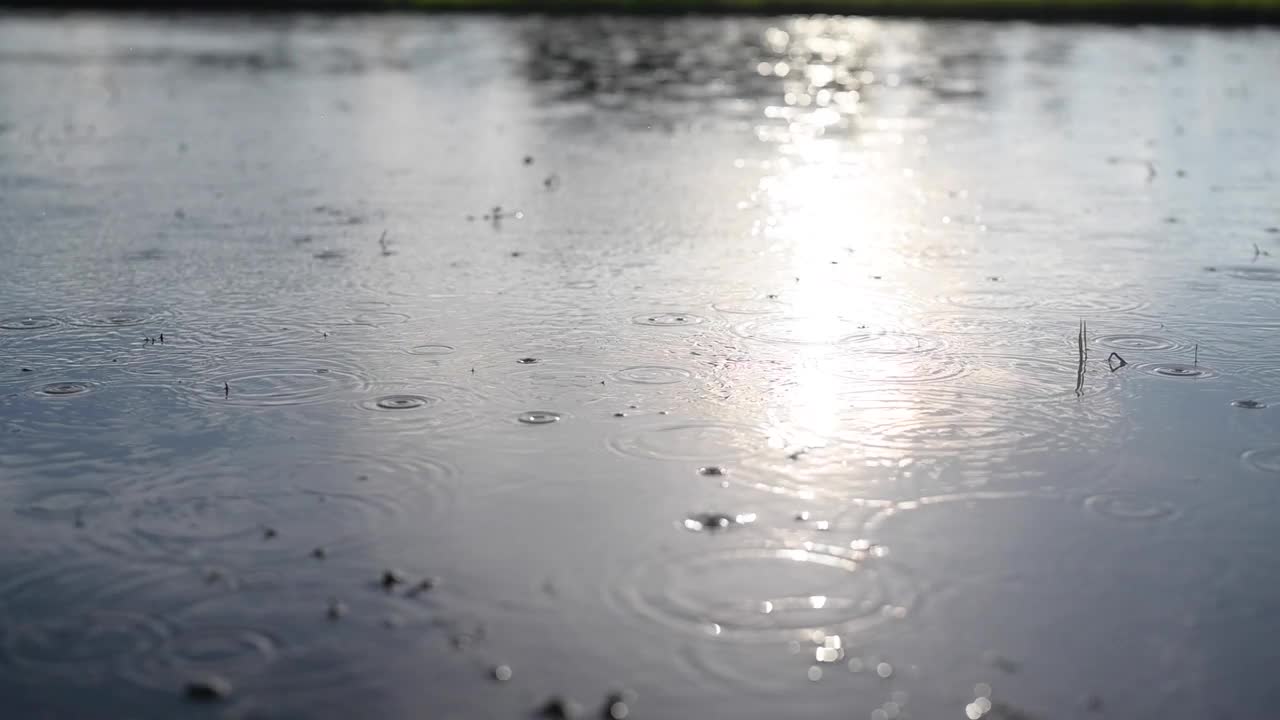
[
  {"left": 698, "top": 466, "right": 727, "bottom": 477},
  {"left": 1233, "top": 399, "right": 1267, "bottom": 409}
]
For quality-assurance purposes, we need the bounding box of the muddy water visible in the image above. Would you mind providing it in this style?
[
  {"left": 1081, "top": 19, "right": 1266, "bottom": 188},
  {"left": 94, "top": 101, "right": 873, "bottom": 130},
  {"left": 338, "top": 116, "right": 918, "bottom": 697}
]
[{"left": 1, "top": 14, "right": 1278, "bottom": 719}]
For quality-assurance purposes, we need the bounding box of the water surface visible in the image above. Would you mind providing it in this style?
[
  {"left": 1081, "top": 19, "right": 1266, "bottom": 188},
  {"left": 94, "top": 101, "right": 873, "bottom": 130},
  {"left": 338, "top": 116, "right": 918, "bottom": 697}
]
[{"left": 1, "top": 14, "right": 1279, "bottom": 719}]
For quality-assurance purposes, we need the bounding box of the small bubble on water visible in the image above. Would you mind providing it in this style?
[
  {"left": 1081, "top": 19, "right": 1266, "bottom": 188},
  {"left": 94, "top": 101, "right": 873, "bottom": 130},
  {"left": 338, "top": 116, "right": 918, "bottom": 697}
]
[
  {"left": 516, "top": 357, "right": 540, "bottom": 364},
  {"left": 492, "top": 664, "right": 512, "bottom": 682},
  {"left": 518, "top": 410, "right": 561, "bottom": 425},
  {"left": 807, "top": 666, "right": 823, "bottom": 682},
  {"left": 876, "top": 662, "right": 894, "bottom": 678}
]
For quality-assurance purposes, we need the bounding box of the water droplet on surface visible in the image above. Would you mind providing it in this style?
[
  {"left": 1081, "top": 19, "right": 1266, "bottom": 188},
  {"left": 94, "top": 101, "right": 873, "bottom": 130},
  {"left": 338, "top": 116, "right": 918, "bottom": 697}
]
[
  {"left": 682, "top": 512, "right": 756, "bottom": 531},
  {"left": 538, "top": 696, "right": 583, "bottom": 719},
  {"left": 518, "top": 410, "right": 562, "bottom": 425},
  {"left": 184, "top": 675, "right": 233, "bottom": 702},
  {"left": 374, "top": 394, "right": 431, "bottom": 411},
  {"left": 632, "top": 313, "right": 706, "bottom": 327},
  {"left": 381, "top": 569, "right": 409, "bottom": 589}
]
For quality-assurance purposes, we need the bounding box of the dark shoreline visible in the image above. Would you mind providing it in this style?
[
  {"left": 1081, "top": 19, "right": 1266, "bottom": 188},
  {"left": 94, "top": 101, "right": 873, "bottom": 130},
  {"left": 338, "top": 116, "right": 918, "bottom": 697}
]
[{"left": 2, "top": 1, "right": 1279, "bottom": 26}]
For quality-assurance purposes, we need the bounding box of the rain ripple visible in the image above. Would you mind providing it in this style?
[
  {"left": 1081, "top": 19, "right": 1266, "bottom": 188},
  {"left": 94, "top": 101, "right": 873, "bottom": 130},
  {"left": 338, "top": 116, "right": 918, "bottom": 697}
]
[
  {"left": 610, "top": 540, "right": 915, "bottom": 641},
  {"left": 609, "top": 421, "right": 773, "bottom": 463}
]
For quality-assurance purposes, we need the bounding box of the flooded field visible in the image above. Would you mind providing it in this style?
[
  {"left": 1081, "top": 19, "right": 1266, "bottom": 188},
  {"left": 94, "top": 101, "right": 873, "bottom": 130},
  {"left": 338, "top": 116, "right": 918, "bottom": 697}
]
[{"left": 1, "top": 13, "right": 1278, "bottom": 719}]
